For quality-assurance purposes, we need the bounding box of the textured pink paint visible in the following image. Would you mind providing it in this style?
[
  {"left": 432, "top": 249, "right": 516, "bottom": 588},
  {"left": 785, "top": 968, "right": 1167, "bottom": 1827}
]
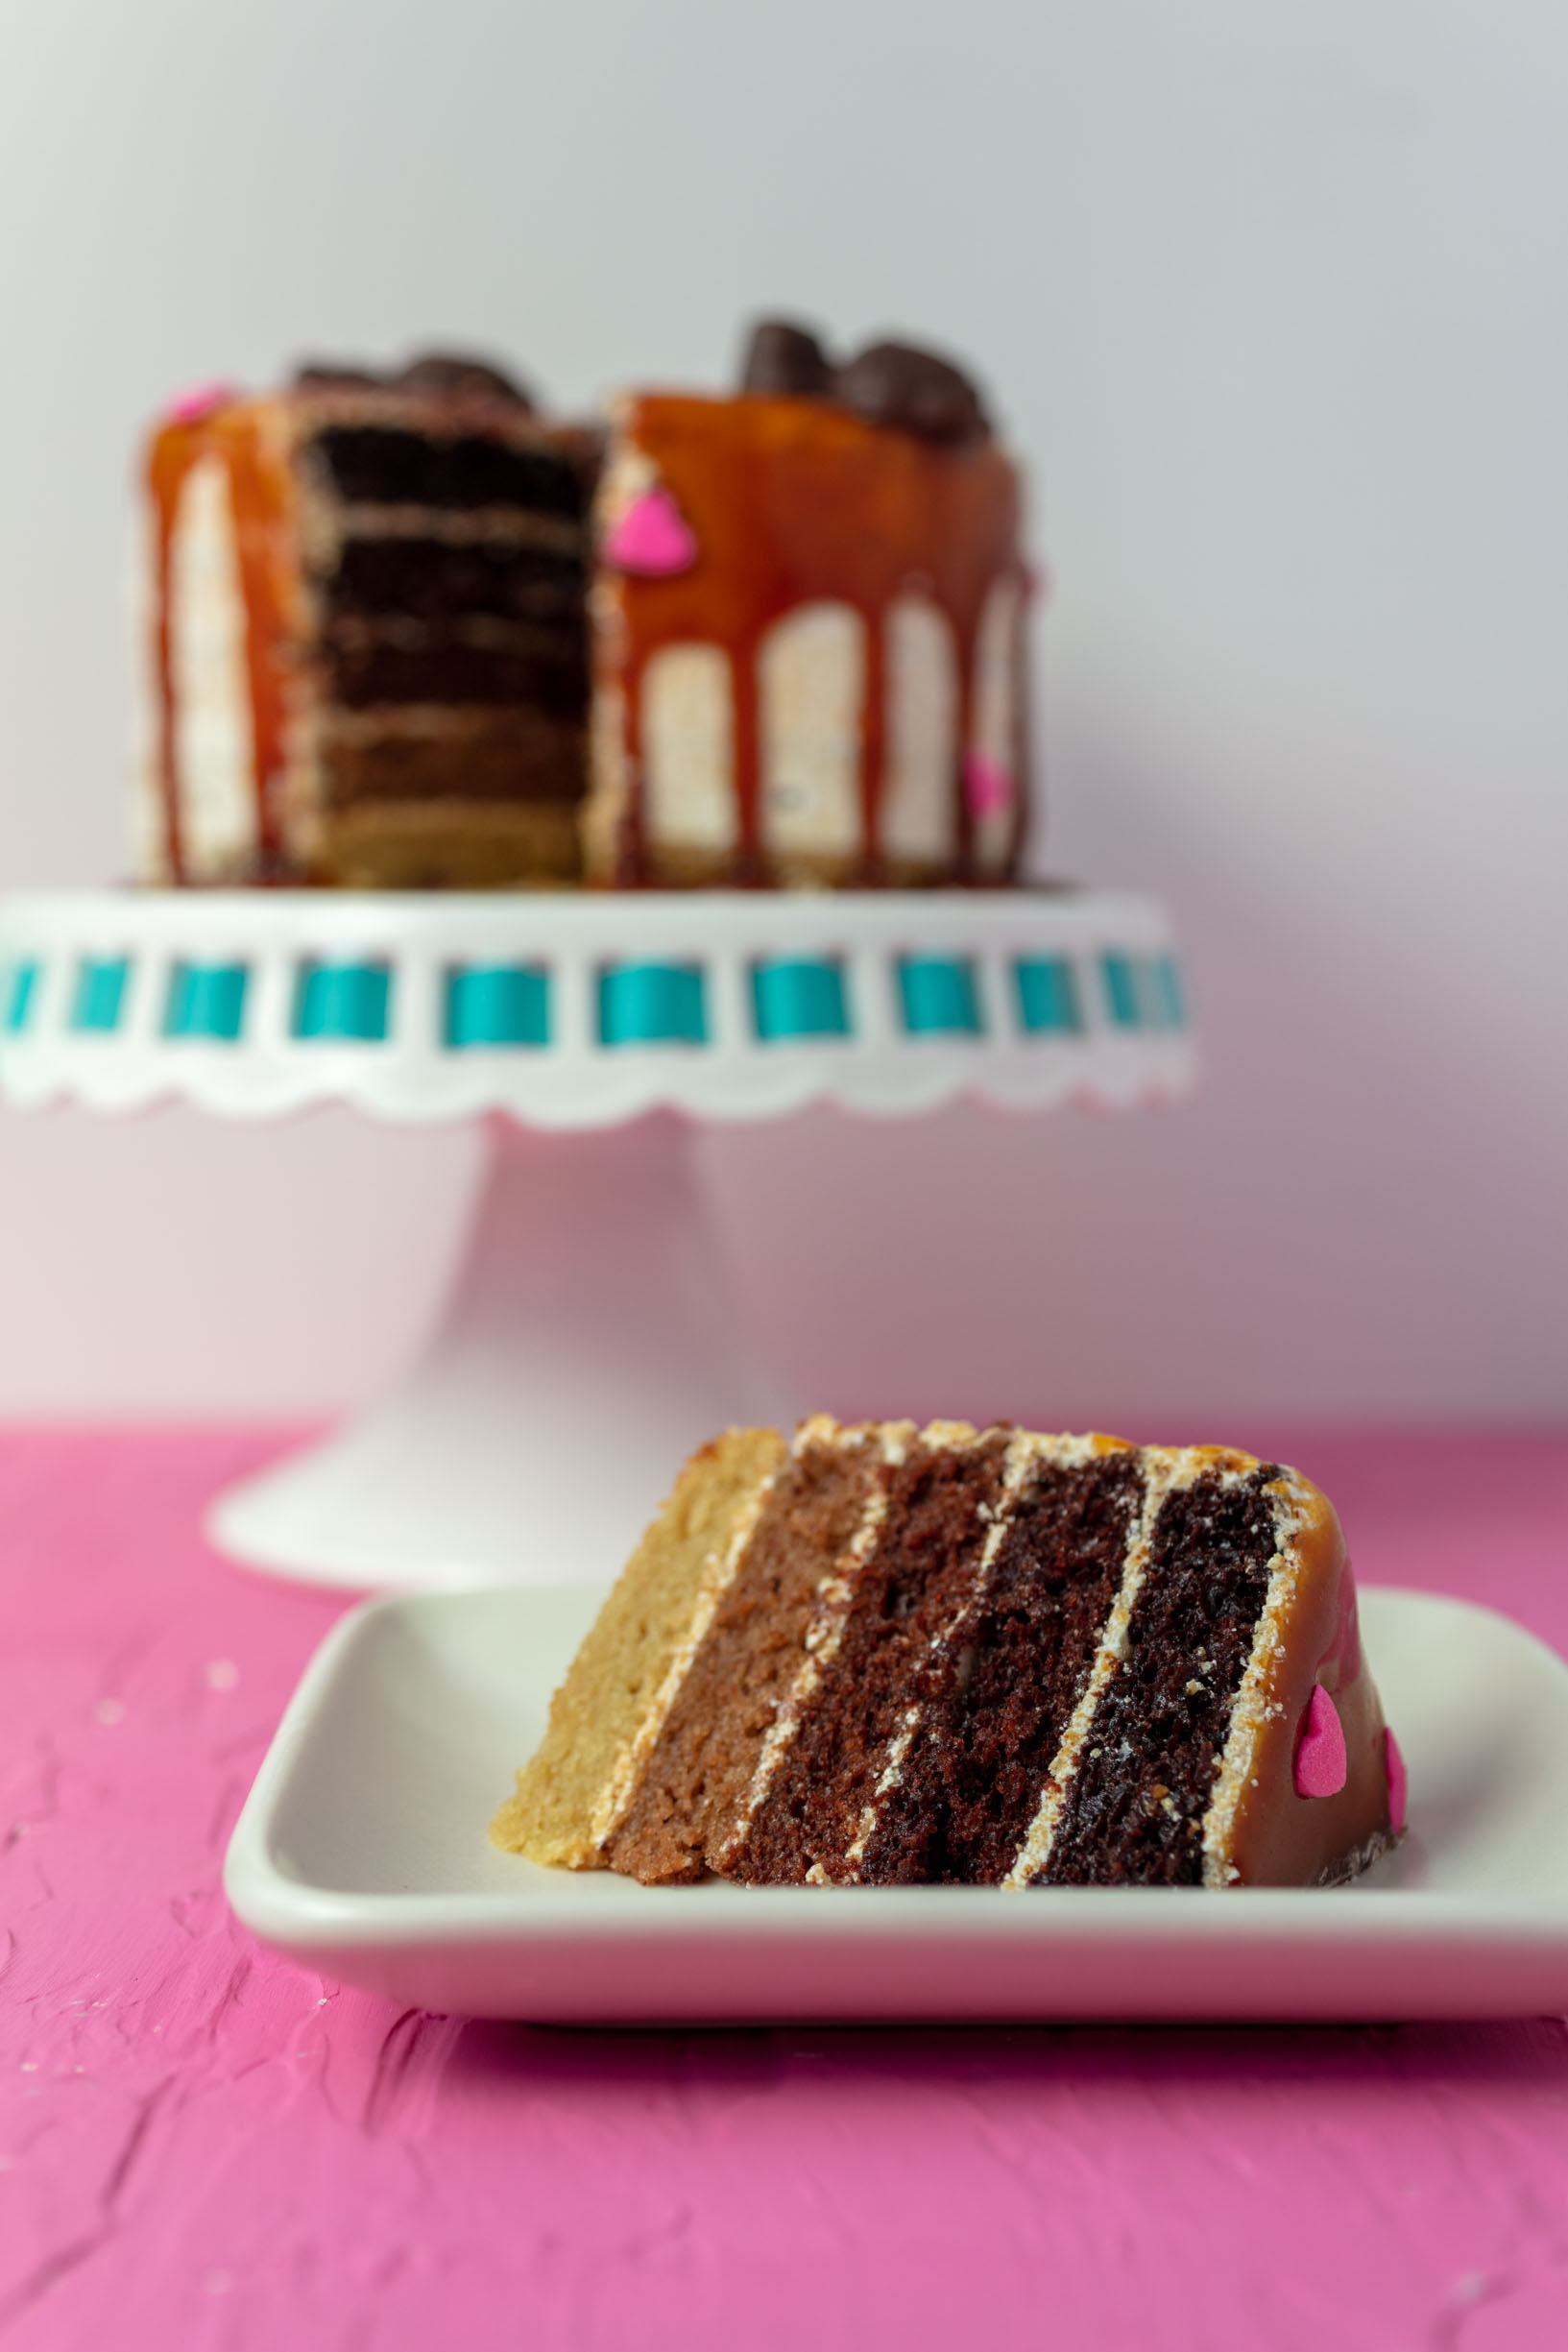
[
  {"left": 1294, "top": 1682, "right": 1349, "bottom": 1798},
  {"left": 603, "top": 486, "right": 697, "bottom": 575},
  {"left": 1387, "top": 1726, "right": 1410, "bottom": 1835},
  {"left": 5, "top": 1426, "right": 1568, "bottom": 2350}
]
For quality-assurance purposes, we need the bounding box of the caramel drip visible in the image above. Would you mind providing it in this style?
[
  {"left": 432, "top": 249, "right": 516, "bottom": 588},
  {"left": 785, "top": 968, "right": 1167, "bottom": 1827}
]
[
  {"left": 616, "top": 656, "right": 648, "bottom": 885},
  {"left": 610, "top": 394, "right": 1024, "bottom": 884},
  {"left": 1007, "top": 580, "right": 1034, "bottom": 871},
  {"left": 148, "top": 449, "right": 184, "bottom": 882},
  {"left": 146, "top": 403, "right": 301, "bottom": 879}
]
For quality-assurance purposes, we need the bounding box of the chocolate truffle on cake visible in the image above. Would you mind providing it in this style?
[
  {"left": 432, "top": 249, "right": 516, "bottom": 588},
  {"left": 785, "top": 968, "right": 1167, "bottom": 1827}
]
[{"left": 493, "top": 1419, "right": 1402, "bottom": 1888}]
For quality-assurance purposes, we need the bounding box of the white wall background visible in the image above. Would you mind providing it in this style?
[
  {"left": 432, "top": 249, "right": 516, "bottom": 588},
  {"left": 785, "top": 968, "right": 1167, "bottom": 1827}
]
[{"left": 1, "top": 0, "right": 1565, "bottom": 1426}]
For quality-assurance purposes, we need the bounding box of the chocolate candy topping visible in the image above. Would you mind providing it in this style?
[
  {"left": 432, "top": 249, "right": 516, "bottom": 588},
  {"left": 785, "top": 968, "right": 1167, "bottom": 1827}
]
[
  {"left": 739, "top": 319, "right": 834, "bottom": 399},
  {"left": 737, "top": 317, "right": 991, "bottom": 445},
  {"left": 833, "top": 340, "right": 990, "bottom": 446},
  {"left": 293, "top": 363, "right": 386, "bottom": 392},
  {"left": 292, "top": 352, "right": 535, "bottom": 411},
  {"left": 396, "top": 352, "right": 534, "bottom": 409}
]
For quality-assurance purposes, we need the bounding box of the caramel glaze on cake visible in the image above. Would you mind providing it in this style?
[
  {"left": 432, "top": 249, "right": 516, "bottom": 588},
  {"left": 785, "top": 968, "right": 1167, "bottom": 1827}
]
[
  {"left": 586, "top": 389, "right": 1027, "bottom": 888},
  {"left": 493, "top": 1419, "right": 1399, "bottom": 1889}
]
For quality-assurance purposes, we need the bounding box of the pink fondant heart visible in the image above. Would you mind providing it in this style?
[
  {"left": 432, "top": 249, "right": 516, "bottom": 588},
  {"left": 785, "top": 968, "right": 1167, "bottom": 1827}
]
[
  {"left": 165, "top": 380, "right": 238, "bottom": 425},
  {"left": 604, "top": 486, "right": 698, "bottom": 577},
  {"left": 964, "top": 750, "right": 1015, "bottom": 820},
  {"left": 1293, "top": 1683, "right": 1348, "bottom": 1800},
  {"left": 1386, "top": 1727, "right": 1408, "bottom": 1835}
]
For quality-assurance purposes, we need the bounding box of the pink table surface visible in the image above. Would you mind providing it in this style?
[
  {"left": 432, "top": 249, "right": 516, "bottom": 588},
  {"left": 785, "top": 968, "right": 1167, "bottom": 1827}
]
[{"left": 5, "top": 1426, "right": 1568, "bottom": 2351}]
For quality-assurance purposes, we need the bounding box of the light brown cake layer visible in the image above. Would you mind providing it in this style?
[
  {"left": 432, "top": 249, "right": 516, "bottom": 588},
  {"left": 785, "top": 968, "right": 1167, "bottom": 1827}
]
[
  {"left": 307, "top": 703, "right": 587, "bottom": 809},
  {"left": 491, "top": 1426, "right": 786, "bottom": 1868},
  {"left": 605, "top": 1431, "right": 880, "bottom": 1884},
  {"left": 301, "top": 798, "right": 582, "bottom": 888}
]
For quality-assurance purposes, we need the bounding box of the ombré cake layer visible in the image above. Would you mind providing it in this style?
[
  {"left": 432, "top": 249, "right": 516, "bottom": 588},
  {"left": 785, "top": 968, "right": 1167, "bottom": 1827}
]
[
  {"left": 493, "top": 1419, "right": 1404, "bottom": 1888},
  {"left": 139, "top": 354, "right": 598, "bottom": 889}
]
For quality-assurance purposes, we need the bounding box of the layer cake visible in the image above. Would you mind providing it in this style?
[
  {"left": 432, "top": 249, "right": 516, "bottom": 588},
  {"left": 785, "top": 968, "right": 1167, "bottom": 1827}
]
[
  {"left": 493, "top": 1418, "right": 1402, "bottom": 1888},
  {"left": 136, "top": 324, "right": 1032, "bottom": 889}
]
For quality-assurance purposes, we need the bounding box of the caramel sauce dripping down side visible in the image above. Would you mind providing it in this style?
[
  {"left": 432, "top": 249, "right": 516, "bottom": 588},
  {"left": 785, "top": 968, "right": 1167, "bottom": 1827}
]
[
  {"left": 146, "top": 404, "right": 302, "bottom": 882},
  {"left": 605, "top": 394, "right": 1025, "bottom": 885}
]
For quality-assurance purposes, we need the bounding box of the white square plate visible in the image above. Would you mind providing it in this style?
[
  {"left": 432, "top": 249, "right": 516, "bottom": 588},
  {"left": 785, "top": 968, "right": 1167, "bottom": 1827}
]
[{"left": 224, "top": 1585, "right": 1568, "bottom": 2022}]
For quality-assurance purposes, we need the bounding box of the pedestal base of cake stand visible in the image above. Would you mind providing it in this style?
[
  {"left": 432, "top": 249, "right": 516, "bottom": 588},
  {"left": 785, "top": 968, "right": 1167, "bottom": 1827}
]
[{"left": 205, "top": 1111, "right": 793, "bottom": 1591}]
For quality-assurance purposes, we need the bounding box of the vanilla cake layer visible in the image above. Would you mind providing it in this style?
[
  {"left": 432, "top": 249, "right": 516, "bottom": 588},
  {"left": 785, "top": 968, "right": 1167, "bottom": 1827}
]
[{"left": 493, "top": 1420, "right": 1399, "bottom": 1890}]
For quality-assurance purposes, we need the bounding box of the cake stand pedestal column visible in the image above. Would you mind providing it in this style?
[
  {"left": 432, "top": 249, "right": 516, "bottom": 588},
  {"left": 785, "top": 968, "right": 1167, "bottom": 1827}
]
[{"left": 207, "top": 1110, "right": 791, "bottom": 1589}]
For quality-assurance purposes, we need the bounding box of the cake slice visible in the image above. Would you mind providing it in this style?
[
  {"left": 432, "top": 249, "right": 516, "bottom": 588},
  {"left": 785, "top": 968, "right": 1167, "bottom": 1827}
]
[{"left": 493, "top": 1418, "right": 1402, "bottom": 1888}]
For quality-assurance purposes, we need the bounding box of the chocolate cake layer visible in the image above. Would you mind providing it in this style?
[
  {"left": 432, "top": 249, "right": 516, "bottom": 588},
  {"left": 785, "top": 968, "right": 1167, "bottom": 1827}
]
[
  {"left": 736, "top": 1432, "right": 1010, "bottom": 1884},
  {"left": 316, "top": 705, "right": 586, "bottom": 810},
  {"left": 863, "top": 1448, "right": 1144, "bottom": 1884},
  {"left": 323, "top": 634, "right": 589, "bottom": 714},
  {"left": 307, "top": 425, "right": 589, "bottom": 517},
  {"left": 605, "top": 1438, "right": 879, "bottom": 1885},
  {"left": 1039, "top": 1467, "right": 1282, "bottom": 1886},
  {"left": 322, "top": 536, "right": 587, "bottom": 627}
]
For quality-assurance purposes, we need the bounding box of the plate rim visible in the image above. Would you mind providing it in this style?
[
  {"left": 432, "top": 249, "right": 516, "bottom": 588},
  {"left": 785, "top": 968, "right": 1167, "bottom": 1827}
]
[{"left": 226, "top": 1581, "right": 1568, "bottom": 1959}]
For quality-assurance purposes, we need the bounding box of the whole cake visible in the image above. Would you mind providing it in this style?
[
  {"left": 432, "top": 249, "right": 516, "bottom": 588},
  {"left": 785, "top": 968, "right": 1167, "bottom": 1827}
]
[
  {"left": 493, "top": 1418, "right": 1405, "bottom": 1887},
  {"left": 136, "top": 323, "right": 1031, "bottom": 891}
]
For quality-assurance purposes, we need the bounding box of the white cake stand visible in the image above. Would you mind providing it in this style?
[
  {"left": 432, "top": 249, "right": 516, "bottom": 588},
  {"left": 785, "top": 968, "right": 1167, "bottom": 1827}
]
[{"left": 0, "top": 887, "right": 1195, "bottom": 1590}]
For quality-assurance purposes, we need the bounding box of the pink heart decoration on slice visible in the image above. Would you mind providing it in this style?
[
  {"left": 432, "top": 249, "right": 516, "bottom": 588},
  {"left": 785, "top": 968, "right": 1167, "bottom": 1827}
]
[
  {"left": 164, "top": 380, "right": 238, "bottom": 425},
  {"left": 603, "top": 486, "right": 698, "bottom": 577},
  {"left": 1293, "top": 1684, "right": 1348, "bottom": 1799},
  {"left": 964, "top": 751, "right": 1015, "bottom": 820},
  {"left": 1386, "top": 1727, "right": 1408, "bottom": 1835}
]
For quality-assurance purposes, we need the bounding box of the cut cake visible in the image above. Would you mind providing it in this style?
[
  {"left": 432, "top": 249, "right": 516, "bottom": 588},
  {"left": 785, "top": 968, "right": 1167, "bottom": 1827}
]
[
  {"left": 137, "top": 324, "right": 1031, "bottom": 890},
  {"left": 493, "top": 1418, "right": 1402, "bottom": 1889}
]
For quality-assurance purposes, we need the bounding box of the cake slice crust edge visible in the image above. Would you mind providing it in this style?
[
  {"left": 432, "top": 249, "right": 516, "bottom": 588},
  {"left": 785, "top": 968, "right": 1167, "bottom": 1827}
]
[{"left": 489, "top": 1425, "right": 786, "bottom": 1869}]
